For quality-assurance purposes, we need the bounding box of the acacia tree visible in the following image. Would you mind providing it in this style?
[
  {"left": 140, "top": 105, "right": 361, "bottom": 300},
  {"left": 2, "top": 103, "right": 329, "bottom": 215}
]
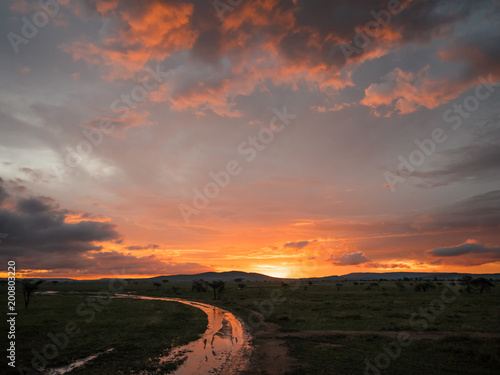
[
  {"left": 471, "top": 278, "right": 495, "bottom": 294},
  {"left": 192, "top": 279, "right": 208, "bottom": 292},
  {"left": 153, "top": 282, "right": 161, "bottom": 291},
  {"left": 20, "top": 279, "right": 45, "bottom": 309},
  {"left": 207, "top": 280, "right": 225, "bottom": 300}
]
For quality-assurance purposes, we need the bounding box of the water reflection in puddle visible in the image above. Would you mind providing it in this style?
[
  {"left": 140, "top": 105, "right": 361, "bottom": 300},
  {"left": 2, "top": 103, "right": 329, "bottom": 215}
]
[
  {"left": 46, "top": 349, "right": 114, "bottom": 375},
  {"left": 115, "top": 295, "right": 252, "bottom": 374},
  {"left": 40, "top": 293, "right": 252, "bottom": 374}
]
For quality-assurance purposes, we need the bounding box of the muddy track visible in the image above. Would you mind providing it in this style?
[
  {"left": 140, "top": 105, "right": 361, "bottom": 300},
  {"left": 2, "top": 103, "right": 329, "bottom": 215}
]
[
  {"left": 40, "top": 293, "right": 253, "bottom": 375},
  {"left": 115, "top": 295, "right": 253, "bottom": 374}
]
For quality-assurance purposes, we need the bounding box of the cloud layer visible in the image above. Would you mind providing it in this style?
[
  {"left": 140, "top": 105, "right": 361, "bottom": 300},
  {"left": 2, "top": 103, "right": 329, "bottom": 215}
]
[{"left": 1, "top": 0, "right": 499, "bottom": 277}]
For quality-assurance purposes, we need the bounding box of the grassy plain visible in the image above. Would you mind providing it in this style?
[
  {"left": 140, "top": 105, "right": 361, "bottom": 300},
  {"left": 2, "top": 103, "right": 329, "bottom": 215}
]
[
  {"left": 2, "top": 278, "right": 499, "bottom": 374},
  {"left": 1, "top": 288, "right": 207, "bottom": 374}
]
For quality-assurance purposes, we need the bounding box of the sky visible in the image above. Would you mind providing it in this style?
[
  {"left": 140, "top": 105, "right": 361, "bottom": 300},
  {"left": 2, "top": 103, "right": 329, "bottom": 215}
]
[{"left": 1, "top": 0, "right": 500, "bottom": 279}]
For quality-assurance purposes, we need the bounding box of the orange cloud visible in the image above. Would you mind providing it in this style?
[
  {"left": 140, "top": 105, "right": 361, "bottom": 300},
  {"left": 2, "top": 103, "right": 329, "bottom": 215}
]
[
  {"left": 361, "top": 67, "right": 470, "bottom": 116},
  {"left": 95, "top": 0, "right": 119, "bottom": 15},
  {"left": 62, "top": 1, "right": 196, "bottom": 81}
]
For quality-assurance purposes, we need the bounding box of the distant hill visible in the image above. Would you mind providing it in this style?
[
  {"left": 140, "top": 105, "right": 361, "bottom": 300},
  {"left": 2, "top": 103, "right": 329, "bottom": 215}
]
[
  {"left": 5, "top": 270, "right": 500, "bottom": 283},
  {"left": 147, "top": 271, "right": 279, "bottom": 283},
  {"left": 15, "top": 271, "right": 280, "bottom": 283},
  {"left": 316, "top": 272, "right": 500, "bottom": 281}
]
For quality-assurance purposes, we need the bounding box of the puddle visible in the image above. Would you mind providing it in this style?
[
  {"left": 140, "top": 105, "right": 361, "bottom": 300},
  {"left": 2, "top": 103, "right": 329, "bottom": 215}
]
[
  {"left": 45, "top": 349, "right": 114, "bottom": 374},
  {"left": 40, "top": 292, "right": 252, "bottom": 374},
  {"left": 115, "top": 295, "right": 252, "bottom": 374}
]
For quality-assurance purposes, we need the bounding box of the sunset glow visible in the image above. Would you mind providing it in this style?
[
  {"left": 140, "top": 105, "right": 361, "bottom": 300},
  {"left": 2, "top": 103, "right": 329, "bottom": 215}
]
[{"left": 1, "top": 0, "right": 500, "bottom": 279}]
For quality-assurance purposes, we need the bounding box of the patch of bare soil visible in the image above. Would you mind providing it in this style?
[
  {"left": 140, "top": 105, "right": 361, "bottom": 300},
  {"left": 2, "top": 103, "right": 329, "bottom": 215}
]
[{"left": 241, "top": 315, "right": 295, "bottom": 375}]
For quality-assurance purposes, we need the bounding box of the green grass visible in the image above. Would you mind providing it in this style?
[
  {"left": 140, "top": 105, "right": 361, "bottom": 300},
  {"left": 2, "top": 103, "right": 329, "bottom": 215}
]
[
  {"left": 93, "top": 279, "right": 500, "bottom": 333},
  {"left": 1, "top": 291, "right": 207, "bottom": 374},
  {"left": 2, "top": 279, "right": 499, "bottom": 374},
  {"left": 285, "top": 334, "right": 500, "bottom": 375}
]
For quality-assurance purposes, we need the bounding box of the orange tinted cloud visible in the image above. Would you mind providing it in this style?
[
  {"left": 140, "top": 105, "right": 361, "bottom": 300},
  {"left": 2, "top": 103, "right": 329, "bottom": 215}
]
[
  {"left": 62, "top": 1, "right": 196, "bottom": 81},
  {"left": 61, "top": 0, "right": 482, "bottom": 118},
  {"left": 95, "top": 0, "right": 119, "bottom": 15},
  {"left": 361, "top": 67, "right": 471, "bottom": 116}
]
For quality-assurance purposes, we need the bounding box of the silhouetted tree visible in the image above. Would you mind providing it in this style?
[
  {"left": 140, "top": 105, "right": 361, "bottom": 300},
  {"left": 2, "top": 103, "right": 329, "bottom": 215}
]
[
  {"left": 207, "top": 280, "right": 225, "bottom": 300},
  {"left": 234, "top": 278, "right": 244, "bottom": 283},
  {"left": 471, "top": 278, "right": 495, "bottom": 294},
  {"left": 20, "top": 279, "right": 45, "bottom": 309},
  {"left": 162, "top": 280, "right": 169, "bottom": 284},
  {"left": 153, "top": 282, "right": 161, "bottom": 290},
  {"left": 192, "top": 279, "right": 208, "bottom": 292}
]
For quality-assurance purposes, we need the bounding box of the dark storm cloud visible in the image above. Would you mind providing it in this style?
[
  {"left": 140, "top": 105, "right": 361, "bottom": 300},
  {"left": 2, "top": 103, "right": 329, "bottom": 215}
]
[
  {"left": 16, "top": 196, "right": 55, "bottom": 214},
  {"left": 0, "top": 193, "right": 121, "bottom": 261},
  {"left": 0, "top": 184, "right": 211, "bottom": 275}
]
